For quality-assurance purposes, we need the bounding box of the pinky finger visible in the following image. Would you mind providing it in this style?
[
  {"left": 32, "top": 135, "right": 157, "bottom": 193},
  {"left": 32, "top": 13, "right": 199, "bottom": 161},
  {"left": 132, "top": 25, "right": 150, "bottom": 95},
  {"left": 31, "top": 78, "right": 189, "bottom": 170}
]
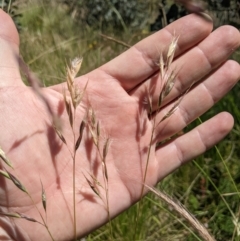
[{"left": 156, "top": 112, "right": 234, "bottom": 181}]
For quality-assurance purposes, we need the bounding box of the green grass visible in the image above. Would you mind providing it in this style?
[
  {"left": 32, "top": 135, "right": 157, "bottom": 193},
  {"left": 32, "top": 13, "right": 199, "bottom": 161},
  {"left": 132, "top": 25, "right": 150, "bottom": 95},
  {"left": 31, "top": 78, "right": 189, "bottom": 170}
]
[{"left": 7, "top": 0, "right": 240, "bottom": 240}]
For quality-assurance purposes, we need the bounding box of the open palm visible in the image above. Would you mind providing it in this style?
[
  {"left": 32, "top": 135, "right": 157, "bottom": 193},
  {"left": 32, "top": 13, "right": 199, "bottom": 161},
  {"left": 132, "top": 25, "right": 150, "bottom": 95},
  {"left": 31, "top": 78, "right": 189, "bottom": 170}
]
[{"left": 0, "top": 10, "right": 239, "bottom": 241}]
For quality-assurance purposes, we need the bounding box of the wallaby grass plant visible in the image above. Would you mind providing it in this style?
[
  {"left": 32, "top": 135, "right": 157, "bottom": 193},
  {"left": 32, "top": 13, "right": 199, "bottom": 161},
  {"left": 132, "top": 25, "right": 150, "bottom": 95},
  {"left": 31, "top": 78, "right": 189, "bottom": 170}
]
[
  {"left": 0, "top": 1, "right": 240, "bottom": 241},
  {"left": 0, "top": 27, "right": 216, "bottom": 241}
]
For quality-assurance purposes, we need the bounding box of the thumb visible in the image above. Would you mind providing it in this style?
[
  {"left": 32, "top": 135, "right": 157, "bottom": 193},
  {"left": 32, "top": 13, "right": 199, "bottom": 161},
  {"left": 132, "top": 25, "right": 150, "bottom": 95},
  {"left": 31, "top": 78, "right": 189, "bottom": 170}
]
[{"left": 0, "top": 10, "right": 23, "bottom": 87}]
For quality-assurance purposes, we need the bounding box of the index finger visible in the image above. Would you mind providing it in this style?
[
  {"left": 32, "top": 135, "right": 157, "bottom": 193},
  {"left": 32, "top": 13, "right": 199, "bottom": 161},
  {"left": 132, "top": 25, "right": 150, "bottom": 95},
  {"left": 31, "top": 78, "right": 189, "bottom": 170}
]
[{"left": 98, "top": 14, "right": 213, "bottom": 91}]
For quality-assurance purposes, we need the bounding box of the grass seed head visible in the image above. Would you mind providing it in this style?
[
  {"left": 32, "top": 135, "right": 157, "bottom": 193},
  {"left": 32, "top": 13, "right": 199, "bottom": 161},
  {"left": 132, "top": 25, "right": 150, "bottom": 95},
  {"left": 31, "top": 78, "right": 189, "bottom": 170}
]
[
  {"left": 90, "top": 128, "right": 98, "bottom": 147},
  {"left": 0, "top": 211, "right": 21, "bottom": 219},
  {"left": 166, "top": 36, "right": 179, "bottom": 68},
  {"left": 70, "top": 57, "right": 83, "bottom": 79},
  {"left": 0, "top": 170, "right": 10, "bottom": 179},
  {"left": 17, "top": 212, "right": 38, "bottom": 223},
  {"left": 63, "top": 92, "right": 74, "bottom": 127},
  {"left": 164, "top": 70, "right": 177, "bottom": 96},
  {"left": 103, "top": 138, "right": 110, "bottom": 161},
  {"left": 71, "top": 85, "right": 80, "bottom": 109},
  {"left": 7, "top": 171, "right": 28, "bottom": 194},
  {"left": 75, "top": 120, "right": 86, "bottom": 151},
  {"left": 87, "top": 172, "right": 104, "bottom": 189},
  {"left": 96, "top": 121, "right": 100, "bottom": 138},
  {"left": 161, "top": 96, "right": 182, "bottom": 123},
  {"left": 53, "top": 125, "right": 67, "bottom": 145},
  {"left": 83, "top": 173, "right": 100, "bottom": 197},
  {"left": 157, "top": 37, "right": 179, "bottom": 109},
  {"left": 0, "top": 147, "right": 13, "bottom": 168},
  {"left": 90, "top": 108, "right": 96, "bottom": 128},
  {"left": 159, "top": 53, "right": 165, "bottom": 81},
  {"left": 41, "top": 180, "right": 47, "bottom": 213},
  {"left": 102, "top": 161, "right": 108, "bottom": 181}
]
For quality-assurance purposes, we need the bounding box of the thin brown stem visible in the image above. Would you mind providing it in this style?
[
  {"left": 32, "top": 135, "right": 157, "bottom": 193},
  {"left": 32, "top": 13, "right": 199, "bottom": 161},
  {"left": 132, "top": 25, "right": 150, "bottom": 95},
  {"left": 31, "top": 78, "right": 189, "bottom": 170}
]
[
  {"left": 96, "top": 144, "right": 113, "bottom": 239},
  {"left": 28, "top": 194, "right": 55, "bottom": 241},
  {"left": 72, "top": 108, "right": 77, "bottom": 241},
  {"left": 100, "top": 33, "right": 131, "bottom": 48},
  {"left": 134, "top": 117, "right": 156, "bottom": 238}
]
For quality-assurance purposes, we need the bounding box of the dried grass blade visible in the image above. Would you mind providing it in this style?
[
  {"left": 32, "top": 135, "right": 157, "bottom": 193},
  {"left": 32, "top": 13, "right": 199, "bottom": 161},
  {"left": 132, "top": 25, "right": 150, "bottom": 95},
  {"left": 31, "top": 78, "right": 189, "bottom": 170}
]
[
  {"left": 0, "top": 148, "right": 13, "bottom": 168},
  {"left": 7, "top": 171, "right": 28, "bottom": 194}
]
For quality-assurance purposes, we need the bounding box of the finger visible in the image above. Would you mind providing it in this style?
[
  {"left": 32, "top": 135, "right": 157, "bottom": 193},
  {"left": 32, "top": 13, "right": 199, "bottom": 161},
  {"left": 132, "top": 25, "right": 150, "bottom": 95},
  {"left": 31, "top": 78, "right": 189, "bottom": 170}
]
[
  {"left": 95, "top": 14, "right": 213, "bottom": 91},
  {"left": 131, "top": 25, "right": 240, "bottom": 109},
  {"left": 0, "top": 10, "right": 23, "bottom": 87},
  {"left": 156, "top": 112, "right": 234, "bottom": 181},
  {"left": 153, "top": 60, "right": 240, "bottom": 142}
]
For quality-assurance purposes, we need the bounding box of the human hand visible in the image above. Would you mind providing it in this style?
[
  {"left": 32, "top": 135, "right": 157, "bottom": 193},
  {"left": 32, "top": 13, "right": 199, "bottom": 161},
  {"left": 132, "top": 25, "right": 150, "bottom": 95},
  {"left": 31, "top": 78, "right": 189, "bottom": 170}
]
[{"left": 0, "top": 10, "right": 239, "bottom": 241}]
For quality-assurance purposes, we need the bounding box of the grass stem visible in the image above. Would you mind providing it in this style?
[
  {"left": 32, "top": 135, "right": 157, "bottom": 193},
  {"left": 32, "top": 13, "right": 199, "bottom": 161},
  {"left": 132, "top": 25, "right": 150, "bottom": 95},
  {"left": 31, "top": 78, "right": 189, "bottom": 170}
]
[{"left": 28, "top": 194, "right": 55, "bottom": 241}]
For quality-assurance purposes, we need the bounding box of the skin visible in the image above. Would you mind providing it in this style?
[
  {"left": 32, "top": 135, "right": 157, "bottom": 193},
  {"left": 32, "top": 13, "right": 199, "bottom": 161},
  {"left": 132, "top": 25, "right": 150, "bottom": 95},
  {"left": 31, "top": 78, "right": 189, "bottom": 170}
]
[{"left": 0, "top": 9, "right": 239, "bottom": 241}]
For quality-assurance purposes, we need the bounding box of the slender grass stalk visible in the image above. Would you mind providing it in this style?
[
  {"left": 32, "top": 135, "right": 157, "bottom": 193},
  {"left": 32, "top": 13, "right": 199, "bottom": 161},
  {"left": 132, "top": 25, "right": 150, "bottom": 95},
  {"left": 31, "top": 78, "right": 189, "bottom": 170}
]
[
  {"left": 7, "top": 0, "right": 12, "bottom": 13},
  {"left": 98, "top": 142, "right": 113, "bottom": 239},
  {"left": 72, "top": 108, "right": 77, "bottom": 241},
  {"left": 28, "top": 194, "right": 55, "bottom": 241},
  {"left": 145, "top": 196, "right": 204, "bottom": 241},
  {"left": 133, "top": 117, "right": 156, "bottom": 238},
  {"left": 107, "top": 0, "right": 128, "bottom": 32},
  {"left": 87, "top": 110, "right": 113, "bottom": 239},
  {"left": 198, "top": 118, "right": 240, "bottom": 198},
  {"left": 100, "top": 34, "right": 130, "bottom": 48},
  {"left": 3, "top": 168, "right": 55, "bottom": 241},
  {"left": 193, "top": 161, "right": 235, "bottom": 218},
  {"left": 62, "top": 57, "right": 86, "bottom": 240},
  {"left": 134, "top": 36, "right": 180, "bottom": 239},
  {"left": 145, "top": 185, "right": 216, "bottom": 241}
]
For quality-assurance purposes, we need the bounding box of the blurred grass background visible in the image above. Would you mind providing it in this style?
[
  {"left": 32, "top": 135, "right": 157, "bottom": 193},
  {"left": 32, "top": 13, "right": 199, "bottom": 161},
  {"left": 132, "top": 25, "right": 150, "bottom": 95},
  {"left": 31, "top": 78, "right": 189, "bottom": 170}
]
[{"left": 2, "top": 0, "right": 240, "bottom": 240}]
